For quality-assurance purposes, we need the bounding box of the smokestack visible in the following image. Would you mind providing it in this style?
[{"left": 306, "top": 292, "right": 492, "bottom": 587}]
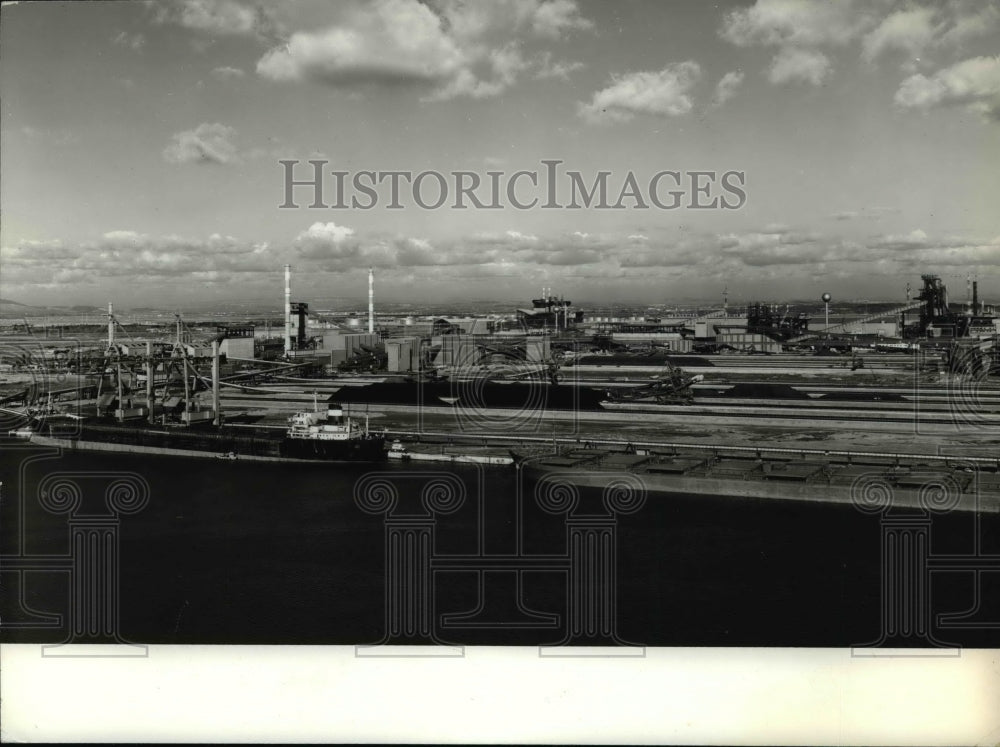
[
  {"left": 146, "top": 341, "right": 155, "bottom": 424},
  {"left": 107, "top": 302, "right": 114, "bottom": 347},
  {"left": 212, "top": 339, "right": 221, "bottom": 426},
  {"left": 368, "top": 267, "right": 374, "bottom": 334},
  {"left": 284, "top": 264, "right": 292, "bottom": 354},
  {"left": 973, "top": 281, "right": 979, "bottom": 316}
]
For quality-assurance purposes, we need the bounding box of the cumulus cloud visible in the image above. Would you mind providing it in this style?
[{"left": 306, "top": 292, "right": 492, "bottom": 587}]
[
  {"left": 255, "top": 0, "right": 590, "bottom": 100},
  {"left": 151, "top": 0, "right": 279, "bottom": 41},
  {"left": 871, "top": 228, "right": 929, "bottom": 251},
  {"left": 895, "top": 55, "right": 1000, "bottom": 120},
  {"left": 0, "top": 239, "right": 77, "bottom": 264},
  {"left": 865, "top": 229, "right": 1000, "bottom": 268},
  {"left": 834, "top": 206, "right": 903, "bottom": 221},
  {"left": 533, "top": 51, "right": 584, "bottom": 80},
  {"left": 425, "top": 42, "right": 529, "bottom": 101},
  {"left": 163, "top": 123, "right": 240, "bottom": 165},
  {"left": 427, "top": 0, "right": 592, "bottom": 40},
  {"left": 720, "top": 0, "right": 872, "bottom": 48},
  {"left": 768, "top": 47, "right": 831, "bottom": 85},
  {"left": 296, "top": 222, "right": 357, "bottom": 244},
  {"left": 578, "top": 62, "right": 701, "bottom": 123},
  {"left": 528, "top": 0, "right": 593, "bottom": 37},
  {"left": 112, "top": 31, "right": 146, "bottom": 51},
  {"left": 506, "top": 230, "right": 538, "bottom": 242},
  {"left": 1, "top": 231, "right": 275, "bottom": 290},
  {"left": 720, "top": 0, "right": 1000, "bottom": 102},
  {"left": 8, "top": 223, "right": 1000, "bottom": 300},
  {"left": 292, "top": 222, "right": 364, "bottom": 265},
  {"left": 18, "top": 125, "right": 78, "bottom": 146},
  {"left": 711, "top": 70, "right": 745, "bottom": 106},
  {"left": 862, "top": 7, "right": 939, "bottom": 62},
  {"left": 211, "top": 65, "right": 246, "bottom": 79},
  {"left": 938, "top": 1, "right": 1000, "bottom": 46},
  {"left": 257, "top": 0, "right": 464, "bottom": 87}
]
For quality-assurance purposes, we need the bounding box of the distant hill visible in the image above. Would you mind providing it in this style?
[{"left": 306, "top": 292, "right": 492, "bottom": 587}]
[{"left": 0, "top": 299, "right": 106, "bottom": 317}]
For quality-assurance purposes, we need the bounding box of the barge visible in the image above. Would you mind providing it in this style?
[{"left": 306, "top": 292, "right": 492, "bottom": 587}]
[{"left": 512, "top": 449, "right": 1000, "bottom": 513}]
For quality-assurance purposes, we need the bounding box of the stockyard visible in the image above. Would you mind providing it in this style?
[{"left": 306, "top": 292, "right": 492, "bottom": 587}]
[
  {"left": 6, "top": 272, "right": 1000, "bottom": 462},
  {"left": 3, "top": 1, "right": 1000, "bottom": 744}
]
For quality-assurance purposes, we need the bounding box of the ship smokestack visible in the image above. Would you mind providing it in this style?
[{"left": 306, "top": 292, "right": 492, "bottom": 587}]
[
  {"left": 368, "top": 267, "right": 374, "bottom": 334},
  {"left": 284, "top": 264, "right": 292, "bottom": 354}
]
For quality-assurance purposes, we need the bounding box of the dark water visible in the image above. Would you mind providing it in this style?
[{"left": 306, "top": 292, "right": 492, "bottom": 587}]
[{"left": 2, "top": 443, "right": 998, "bottom": 647}]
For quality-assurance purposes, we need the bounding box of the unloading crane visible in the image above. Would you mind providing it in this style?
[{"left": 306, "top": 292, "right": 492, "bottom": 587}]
[
  {"left": 787, "top": 301, "right": 924, "bottom": 343},
  {"left": 604, "top": 361, "right": 703, "bottom": 404}
]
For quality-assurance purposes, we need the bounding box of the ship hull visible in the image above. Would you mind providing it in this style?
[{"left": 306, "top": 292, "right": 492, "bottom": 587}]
[
  {"left": 280, "top": 436, "right": 386, "bottom": 461},
  {"left": 29, "top": 420, "right": 386, "bottom": 463}
]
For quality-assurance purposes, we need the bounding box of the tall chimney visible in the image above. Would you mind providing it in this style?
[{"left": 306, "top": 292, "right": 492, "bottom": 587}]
[
  {"left": 146, "top": 341, "right": 155, "bottom": 424},
  {"left": 368, "top": 267, "right": 375, "bottom": 334},
  {"left": 973, "top": 280, "right": 979, "bottom": 316},
  {"left": 212, "top": 339, "right": 221, "bottom": 426},
  {"left": 107, "top": 302, "right": 114, "bottom": 348},
  {"left": 284, "top": 264, "right": 292, "bottom": 354}
]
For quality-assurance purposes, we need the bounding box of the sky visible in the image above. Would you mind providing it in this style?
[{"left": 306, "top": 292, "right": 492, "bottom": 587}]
[{"left": 1, "top": 0, "right": 999, "bottom": 309}]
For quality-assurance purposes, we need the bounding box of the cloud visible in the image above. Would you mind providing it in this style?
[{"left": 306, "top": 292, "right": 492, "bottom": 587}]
[
  {"left": 0, "top": 239, "right": 77, "bottom": 264},
  {"left": 720, "top": 0, "right": 872, "bottom": 48},
  {"left": 211, "top": 65, "right": 246, "bottom": 79},
  {"left": 163, "top": 123, "right": 240, "bottom": 165},
  {"left": 862, "top": 7, "right": 939, "bottom": 62},
  {"left": 716, "top": 0, "right": 1000, "bottom": 122},
  {"left": 871, "top": 228, "right": 930, "bottom": 251},
  {"left": 151, "top": 0, "right": 279, "bottom": 41},
  {"left": 506, "top": 230, "right": 538, "bottom": 242},
  {"left": 711, "top": 70, "right": 745, "bottom": 106},
  {"left": 578, "top": 62, "right": 702, "bottom": 123},
  {"left": 938, "top": 2, "right": 1000, "bottom": 47},
  {"left": 424, "top": 42, "right": 529, "bottom": 101},
  {"left": 255, "top": 0, "right": 590, "bottom": 100},
  {"left": 865, "top": 229, "right": 1000, "bottom": 267},
  {"left": 1, "top": 231, "right": 276, "bottom": 289},
  {"left": 9, "top": 223, "right": 1000, "bottom": 301},
  {"left": 533, "top": 51, "right": 584, "bottom": 80},
  {"left": 833, "top": 206, "right": 903, "bottom": 221},
  {"left": 18, "top": 125, "right": 78, "bottom": 146},
  {"left": 895, "top": 55, "right": 1000, "bottom": 120},
  {"left": 768, "top": 46, "right": 831, "bottom": 85},
  {"left": 716, "top": 228, "right": 828, "bottom": 266},
  {"left": 112, "top": 31, "right": 146, "bottom": 51},
  {"left": 257, "top": 0, "right": 464, "bottom": 88},
  {"left": 528, "top": 0, "right": 593, "bottom": 37},
  {"left": 427, "top": 0, "right": 591, "bottom": 41},
  {"left": 296, "top": 222, "right": 357, "bottom": 244},
  {"left": 293, "top": 222, "right": 363, "bottom": 263}
]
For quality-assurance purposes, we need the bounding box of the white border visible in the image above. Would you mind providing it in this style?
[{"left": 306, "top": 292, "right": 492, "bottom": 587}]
[{"left": 2, "top": 644, "right": 999, "bottom": 744}]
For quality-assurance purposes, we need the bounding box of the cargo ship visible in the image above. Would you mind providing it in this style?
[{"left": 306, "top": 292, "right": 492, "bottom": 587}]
[
  {"left": 281, "top": 401, "right": 386, "bottom": 460},
  {"left": 511, "top": 448, "right": 1000, "bottom": 513},
  {"left": 19, "top": 401, "right": 386, "bottom": 463}
]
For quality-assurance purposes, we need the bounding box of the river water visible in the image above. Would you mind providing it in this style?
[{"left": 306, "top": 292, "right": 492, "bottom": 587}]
[{"left": 2, "top": 442, "right": 997, "bottom": 647}]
